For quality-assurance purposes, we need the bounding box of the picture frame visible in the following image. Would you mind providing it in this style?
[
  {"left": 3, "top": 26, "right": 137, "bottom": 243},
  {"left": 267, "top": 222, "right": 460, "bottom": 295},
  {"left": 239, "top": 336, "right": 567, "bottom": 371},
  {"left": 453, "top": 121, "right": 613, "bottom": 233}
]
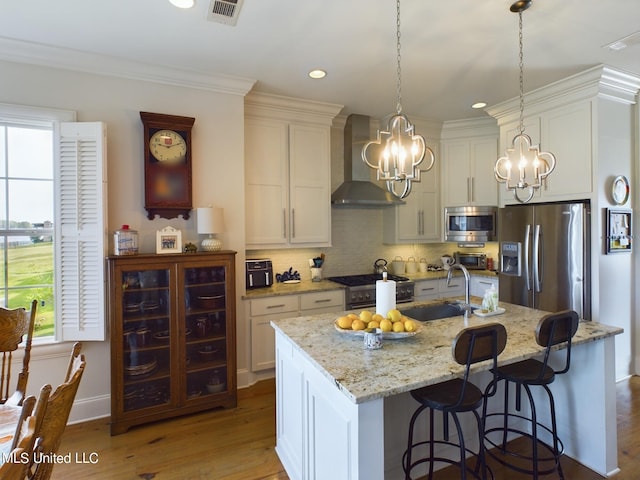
[
  {"left": 606, "top": 208, "right": 632, "bottom": 254},
  {"left": 156, "top": 226, "right": 182, "bottom": 254}
]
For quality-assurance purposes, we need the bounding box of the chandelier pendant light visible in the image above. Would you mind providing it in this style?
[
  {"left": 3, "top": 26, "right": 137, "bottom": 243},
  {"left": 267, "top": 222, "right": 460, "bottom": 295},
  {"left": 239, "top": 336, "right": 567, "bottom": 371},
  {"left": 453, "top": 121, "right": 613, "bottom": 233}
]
[
  {"left": 494, "top": 0, "right": 556, "bottom": 204},
  {"left": 362, "top": 0, "right": 434, "bottom": 200}
]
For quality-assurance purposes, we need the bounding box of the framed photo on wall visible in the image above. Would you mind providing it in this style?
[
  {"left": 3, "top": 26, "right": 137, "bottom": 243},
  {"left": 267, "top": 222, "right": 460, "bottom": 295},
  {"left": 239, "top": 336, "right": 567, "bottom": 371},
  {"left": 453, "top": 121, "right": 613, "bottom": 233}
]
[
  {"left": 156, "top": 226, "right": 182, "bottom": 254},
  {"left": 606, "top": 208, "right": 632, "bottom": 254}
]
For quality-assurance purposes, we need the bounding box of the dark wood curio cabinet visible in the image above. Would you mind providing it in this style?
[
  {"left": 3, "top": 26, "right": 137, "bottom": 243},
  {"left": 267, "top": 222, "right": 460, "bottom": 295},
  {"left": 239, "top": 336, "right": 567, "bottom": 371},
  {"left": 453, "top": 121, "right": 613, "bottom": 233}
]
[{"left": 107, "top": 251, "right": 237, "bottom": 435}]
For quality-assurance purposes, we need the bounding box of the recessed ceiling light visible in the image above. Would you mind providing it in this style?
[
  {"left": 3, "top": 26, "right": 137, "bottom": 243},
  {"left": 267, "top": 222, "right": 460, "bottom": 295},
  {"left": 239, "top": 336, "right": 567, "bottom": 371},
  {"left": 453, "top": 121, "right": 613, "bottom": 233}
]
[
  {"left": 472, "top": 102, "right": 487, "bottom": 109},
  {"left": 169, "top": 0, "right": 195, "bottom": 8},
  {"left": 309, "top": 69, "right": 327, "bottom": 79}
]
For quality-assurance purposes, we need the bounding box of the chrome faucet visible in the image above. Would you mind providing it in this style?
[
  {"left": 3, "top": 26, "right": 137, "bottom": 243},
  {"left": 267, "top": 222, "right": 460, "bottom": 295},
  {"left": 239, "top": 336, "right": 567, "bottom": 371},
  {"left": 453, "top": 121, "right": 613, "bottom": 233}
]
[{"left": 447, "top": 264, "right": 472, "bottom": 317}]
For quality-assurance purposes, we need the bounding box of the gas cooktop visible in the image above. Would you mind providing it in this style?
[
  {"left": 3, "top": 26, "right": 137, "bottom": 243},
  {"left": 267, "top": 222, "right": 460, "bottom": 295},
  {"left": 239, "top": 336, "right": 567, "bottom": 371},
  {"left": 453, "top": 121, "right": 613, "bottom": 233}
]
[{"left": 327, "top": 273, "right": 410, "bottom": 287}]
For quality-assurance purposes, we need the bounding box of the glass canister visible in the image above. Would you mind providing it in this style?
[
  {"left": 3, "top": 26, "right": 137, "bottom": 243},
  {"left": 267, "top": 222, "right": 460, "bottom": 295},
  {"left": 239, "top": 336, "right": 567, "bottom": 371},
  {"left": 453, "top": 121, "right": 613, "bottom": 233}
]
[{"left": 114, "top": 225, "right": 139, "bottom": 256}]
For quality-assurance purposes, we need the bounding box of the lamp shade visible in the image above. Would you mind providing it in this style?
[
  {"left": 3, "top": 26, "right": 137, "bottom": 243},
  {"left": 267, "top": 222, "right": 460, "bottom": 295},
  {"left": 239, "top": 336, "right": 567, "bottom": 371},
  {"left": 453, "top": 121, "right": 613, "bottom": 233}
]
[{"left": 196, "top": 207, "right": 225, "bottom": 235}]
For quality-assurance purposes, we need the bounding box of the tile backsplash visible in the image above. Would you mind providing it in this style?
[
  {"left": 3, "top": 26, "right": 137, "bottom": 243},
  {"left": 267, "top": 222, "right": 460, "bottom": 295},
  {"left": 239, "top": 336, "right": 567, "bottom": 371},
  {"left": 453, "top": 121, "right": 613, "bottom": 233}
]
[{"left": 247, "top": 208, "right": 498, "bottom": 283}]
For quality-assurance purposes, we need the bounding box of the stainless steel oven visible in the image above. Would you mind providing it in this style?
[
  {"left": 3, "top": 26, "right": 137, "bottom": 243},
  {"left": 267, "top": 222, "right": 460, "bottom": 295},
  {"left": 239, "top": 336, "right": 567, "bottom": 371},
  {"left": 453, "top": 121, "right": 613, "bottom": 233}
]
[
  {"left": 327, "top": 274, "right": 414, "bottom": 310},
  {"left": 444, "top": 206, "right": 497, "bottom": 242}
]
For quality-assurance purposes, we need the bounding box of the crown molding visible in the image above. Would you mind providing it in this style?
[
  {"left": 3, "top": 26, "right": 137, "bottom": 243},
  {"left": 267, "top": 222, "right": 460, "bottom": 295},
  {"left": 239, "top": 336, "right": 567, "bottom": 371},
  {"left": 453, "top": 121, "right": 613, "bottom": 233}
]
[
  {"left": 487, "top": 65, "right": 640, "bottom": 124},
  {"left": 0, "top": 36, "right": 256, "bottom": 97},
  {"left": 245, "top": 91, "right": 343, "bottom": 125}
]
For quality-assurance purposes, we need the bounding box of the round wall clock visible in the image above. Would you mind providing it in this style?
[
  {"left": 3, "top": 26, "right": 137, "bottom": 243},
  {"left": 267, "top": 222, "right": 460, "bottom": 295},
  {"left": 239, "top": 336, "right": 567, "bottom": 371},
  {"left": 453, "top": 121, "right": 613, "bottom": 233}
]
[
  {"left": 611, "top": 175, "right": 630, "bottom": 206},
  {"left": 140, "top": 112, "right": 195, "bottom": 220}
]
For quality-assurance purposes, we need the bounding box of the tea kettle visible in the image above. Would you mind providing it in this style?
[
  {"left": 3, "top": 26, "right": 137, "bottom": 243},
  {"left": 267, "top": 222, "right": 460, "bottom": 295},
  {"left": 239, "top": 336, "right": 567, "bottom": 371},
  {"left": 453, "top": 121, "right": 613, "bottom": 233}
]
[{"left": 373, "top": 258, "right": 388, "bottom": 274}]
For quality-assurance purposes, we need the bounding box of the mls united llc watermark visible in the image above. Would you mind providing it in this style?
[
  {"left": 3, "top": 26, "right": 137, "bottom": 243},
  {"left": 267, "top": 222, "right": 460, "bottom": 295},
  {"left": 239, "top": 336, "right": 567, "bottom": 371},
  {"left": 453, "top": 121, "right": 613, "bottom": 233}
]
[{"left": 2, "top": 450, "right": 99, "bottom": 465}]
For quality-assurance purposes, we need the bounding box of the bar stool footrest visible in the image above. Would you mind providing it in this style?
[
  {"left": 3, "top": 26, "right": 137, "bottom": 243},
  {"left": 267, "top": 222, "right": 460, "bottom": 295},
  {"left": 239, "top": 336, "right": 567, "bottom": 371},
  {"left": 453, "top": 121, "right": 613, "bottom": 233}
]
[{"left": 402, "top": 439, "right": 494, "bottom": 480}]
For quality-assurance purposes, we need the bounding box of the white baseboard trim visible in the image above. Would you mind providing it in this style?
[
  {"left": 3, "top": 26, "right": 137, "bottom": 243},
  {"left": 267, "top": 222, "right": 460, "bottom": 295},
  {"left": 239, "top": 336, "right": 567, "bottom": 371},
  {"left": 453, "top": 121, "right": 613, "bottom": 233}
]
[{"left": 68, "top": 394, "right": 111, "bottom": 425}]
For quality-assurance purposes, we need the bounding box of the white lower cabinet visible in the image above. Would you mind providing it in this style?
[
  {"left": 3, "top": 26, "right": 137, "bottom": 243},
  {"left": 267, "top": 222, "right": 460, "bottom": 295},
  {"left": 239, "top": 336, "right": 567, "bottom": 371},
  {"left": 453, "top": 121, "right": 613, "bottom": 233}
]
[
  {"left": 470, "top": 275, "right": 499, "bottom": 298},
  {"left": 413, "top": 277, "right": 467, "bottom": 301},
  {"left": 249, "top": 290, "right": 344, "bottom": 372},
  {"left": 413, "top": 279, "right": 439, "bottom": 301}
]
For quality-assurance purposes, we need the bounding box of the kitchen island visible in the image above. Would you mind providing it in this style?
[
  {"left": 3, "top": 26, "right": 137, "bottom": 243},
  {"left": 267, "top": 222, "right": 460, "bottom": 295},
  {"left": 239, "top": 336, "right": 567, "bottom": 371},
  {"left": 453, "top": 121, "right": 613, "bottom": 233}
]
[{"left": 271, "top": 300, "right": 622, "bottom": 480}]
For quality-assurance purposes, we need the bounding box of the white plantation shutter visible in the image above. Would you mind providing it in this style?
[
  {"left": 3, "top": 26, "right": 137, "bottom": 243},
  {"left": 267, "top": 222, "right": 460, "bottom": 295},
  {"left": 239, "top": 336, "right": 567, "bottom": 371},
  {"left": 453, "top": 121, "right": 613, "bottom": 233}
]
[{"left": 54, "top": 122, "right": 107, "bottom": 341}]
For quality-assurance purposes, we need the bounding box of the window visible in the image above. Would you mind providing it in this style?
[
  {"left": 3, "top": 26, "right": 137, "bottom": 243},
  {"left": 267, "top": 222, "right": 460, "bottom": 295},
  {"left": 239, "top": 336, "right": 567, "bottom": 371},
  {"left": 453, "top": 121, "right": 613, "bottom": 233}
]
[
  {"left": 0, "top": 103, "right": 107, "bottom": 341},
  {"left": 0, "top": 122, "right": 55, "bottom": 336}
]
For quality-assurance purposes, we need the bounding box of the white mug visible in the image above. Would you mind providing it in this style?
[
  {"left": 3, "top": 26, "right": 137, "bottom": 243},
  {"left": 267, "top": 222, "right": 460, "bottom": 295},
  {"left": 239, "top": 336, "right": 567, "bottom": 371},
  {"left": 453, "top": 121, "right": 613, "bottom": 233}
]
[{"left": 441, "top": 256, "right": 455, "bottom": 270}]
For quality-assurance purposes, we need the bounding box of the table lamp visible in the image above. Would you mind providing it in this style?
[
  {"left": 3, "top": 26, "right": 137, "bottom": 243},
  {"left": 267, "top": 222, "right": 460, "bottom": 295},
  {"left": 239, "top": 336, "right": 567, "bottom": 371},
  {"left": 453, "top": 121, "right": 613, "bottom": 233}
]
[{"left": 196, "top": 207, "right": 225, "bottom": 251}]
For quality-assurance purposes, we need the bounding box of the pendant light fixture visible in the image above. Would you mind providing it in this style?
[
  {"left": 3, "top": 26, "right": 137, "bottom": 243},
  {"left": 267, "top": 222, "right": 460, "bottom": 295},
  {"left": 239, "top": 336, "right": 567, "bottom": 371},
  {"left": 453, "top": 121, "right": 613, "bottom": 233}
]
[
  {"left": 494, "top": 0, "right": 556, "bottom": 204},
  {"left": 362, "top": 0, "right": 434, "bottom": 200}
]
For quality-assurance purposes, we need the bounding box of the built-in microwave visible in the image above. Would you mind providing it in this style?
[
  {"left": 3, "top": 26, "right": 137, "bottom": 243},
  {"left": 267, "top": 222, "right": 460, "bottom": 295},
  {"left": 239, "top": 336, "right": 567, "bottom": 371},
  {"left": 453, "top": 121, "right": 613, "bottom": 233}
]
[{"left": 444, "top": 206, "right": 497, "bottom": 242}]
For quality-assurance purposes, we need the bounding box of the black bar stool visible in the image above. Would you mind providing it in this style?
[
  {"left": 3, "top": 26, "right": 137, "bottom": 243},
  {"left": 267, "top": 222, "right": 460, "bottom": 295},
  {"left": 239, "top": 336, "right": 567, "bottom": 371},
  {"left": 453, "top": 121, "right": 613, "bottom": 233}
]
[
  {"left": 482, "top": 310, "right": 579, "bottom": 479},
  {"left": 402, "top": 323, "right": 507, "bottom": 480}
]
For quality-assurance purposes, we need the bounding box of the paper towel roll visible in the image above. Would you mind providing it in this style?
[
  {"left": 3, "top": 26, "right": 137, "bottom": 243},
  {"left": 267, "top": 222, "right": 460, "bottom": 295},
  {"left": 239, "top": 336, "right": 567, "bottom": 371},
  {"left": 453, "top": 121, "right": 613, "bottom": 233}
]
[{"left": 376, "top": 280, "right": 396, "bottom": 316}]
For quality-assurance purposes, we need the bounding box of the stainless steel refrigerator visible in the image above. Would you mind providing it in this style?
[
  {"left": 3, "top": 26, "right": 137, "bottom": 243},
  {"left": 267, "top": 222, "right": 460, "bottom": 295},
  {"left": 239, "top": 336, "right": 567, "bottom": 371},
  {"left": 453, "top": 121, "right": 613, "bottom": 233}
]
[{"left": 498, "top": 201, "right": 591, "bottom": 319}]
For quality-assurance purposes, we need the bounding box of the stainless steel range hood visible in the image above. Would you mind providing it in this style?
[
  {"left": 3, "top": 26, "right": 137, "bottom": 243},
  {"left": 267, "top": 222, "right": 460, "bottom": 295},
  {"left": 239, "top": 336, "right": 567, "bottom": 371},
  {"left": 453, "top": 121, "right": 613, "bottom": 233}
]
[{"left": 331, "top": 114, "right": 404, "bottom": 206}]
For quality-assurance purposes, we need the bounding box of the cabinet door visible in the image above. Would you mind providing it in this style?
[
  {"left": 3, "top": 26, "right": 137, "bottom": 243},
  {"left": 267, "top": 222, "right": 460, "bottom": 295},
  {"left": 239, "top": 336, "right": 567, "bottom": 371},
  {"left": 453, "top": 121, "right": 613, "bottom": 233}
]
[
  {"left": 470, "top": 138, "right": 498, "bottom": 206},
  {"left": 384, "top": 163, "right": 440, "bottom": 243},
  {"left": 470, "top": 276, "right": 498, "bottom": 298},
  {"left": 541, "top": 102, "right": 592, "bottom": 199},
  {"left": 245, "top": 118, "right": 289, "bottom": 246},
  {"left": 443, "top": 141, "right": 471, "bottom": 206},
  {"left": 438, "top": 277, "right": 465, "bottom": 298},
  {"left": 182, "top": 262, "right": 232, "bottom": 402},
  {"left": 117, "top": 265, "right": 174, "bottom": 416},
  {"left": 289, "top": 124, "right": 331, "bottom": 245},
  {"left": 443, "top": 138, "right": 497, "bottom": 207}
]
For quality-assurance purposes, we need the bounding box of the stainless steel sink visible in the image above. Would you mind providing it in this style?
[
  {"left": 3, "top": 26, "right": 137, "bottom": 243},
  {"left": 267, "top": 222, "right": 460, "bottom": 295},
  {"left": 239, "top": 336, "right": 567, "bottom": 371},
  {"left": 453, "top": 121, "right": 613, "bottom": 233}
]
[{"left": 400, "top": 302, "right": 477, "bottom": 322}]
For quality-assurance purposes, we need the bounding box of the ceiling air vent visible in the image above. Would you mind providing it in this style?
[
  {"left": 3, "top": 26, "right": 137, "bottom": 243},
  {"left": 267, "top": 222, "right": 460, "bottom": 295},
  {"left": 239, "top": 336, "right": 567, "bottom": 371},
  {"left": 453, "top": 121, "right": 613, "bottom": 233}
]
[{"left": 207, "top": 0, "right": 244, "bottom": 26}]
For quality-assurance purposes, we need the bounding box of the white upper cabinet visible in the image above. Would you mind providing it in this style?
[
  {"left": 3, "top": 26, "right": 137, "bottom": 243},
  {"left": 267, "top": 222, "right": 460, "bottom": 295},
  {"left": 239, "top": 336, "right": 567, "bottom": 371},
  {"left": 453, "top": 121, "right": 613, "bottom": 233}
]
[
  {"left": 383, "top": 153, "right": 441, "bottom": 244},
  {"left": 497, "top": 102, "right": 592, "bottom": 204},
  {"left": 245, "top": 93, "right": 341, "bottom": 249},
  {"left": 441, "top": 118, "right": 499, "bottom": 208}
]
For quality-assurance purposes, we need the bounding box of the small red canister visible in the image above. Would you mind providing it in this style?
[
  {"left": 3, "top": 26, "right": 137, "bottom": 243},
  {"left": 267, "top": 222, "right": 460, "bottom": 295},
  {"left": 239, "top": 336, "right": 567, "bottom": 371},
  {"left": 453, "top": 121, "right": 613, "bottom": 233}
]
[{"left": 487, "top": 257, "right": 494, "bottom": 271}]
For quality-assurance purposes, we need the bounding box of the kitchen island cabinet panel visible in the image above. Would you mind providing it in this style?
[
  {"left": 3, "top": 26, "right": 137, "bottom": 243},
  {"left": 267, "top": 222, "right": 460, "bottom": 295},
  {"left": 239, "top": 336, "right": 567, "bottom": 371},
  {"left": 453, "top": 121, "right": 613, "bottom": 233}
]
[{"left": 272, "top": 302, "right": 621, "bottom": 479}]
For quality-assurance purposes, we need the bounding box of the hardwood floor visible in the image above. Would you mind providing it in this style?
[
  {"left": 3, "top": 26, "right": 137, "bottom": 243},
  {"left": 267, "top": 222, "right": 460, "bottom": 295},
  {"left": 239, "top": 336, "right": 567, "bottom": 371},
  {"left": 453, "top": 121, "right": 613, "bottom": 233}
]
[{"left": 52, "top": 376, "right": 639, "bottom": 479}]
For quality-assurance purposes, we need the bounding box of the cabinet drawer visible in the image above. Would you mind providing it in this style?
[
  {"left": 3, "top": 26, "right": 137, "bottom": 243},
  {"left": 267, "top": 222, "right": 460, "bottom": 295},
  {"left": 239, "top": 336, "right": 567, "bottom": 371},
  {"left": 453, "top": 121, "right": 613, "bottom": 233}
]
[
  {"left": 414, "top": 279, "right": 439, "bottom": 299},
  {"left": 250, "top": 295, "right": 298, "bottom": 316},
  {"left": 299, "top": 290, "right": 344, "bottom": 312}
]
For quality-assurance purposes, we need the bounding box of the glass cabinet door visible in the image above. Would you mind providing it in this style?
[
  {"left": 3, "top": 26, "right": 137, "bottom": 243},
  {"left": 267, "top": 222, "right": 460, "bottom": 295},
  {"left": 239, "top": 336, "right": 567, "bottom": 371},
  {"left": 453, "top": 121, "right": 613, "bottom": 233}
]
[
  {"left": 183, "top": 264, "right": 228, "bottom": 400},
  {"left": 120, "top": 267, "right": 172, "bottom": 412}
]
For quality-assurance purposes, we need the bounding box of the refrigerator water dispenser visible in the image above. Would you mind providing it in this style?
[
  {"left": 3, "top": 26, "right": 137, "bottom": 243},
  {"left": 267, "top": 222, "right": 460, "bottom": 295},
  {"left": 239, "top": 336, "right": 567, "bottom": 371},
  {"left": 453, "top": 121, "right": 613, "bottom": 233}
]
[{"left": 500, "top": 242, "right": 521, "bottom": 276}]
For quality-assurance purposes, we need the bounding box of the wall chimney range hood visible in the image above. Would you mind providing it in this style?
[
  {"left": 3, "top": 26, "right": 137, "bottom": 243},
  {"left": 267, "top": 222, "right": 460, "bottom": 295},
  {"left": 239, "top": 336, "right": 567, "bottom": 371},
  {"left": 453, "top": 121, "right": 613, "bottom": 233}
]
[{"left": 331, "top": 114, "right": 404, "bottom": 207}]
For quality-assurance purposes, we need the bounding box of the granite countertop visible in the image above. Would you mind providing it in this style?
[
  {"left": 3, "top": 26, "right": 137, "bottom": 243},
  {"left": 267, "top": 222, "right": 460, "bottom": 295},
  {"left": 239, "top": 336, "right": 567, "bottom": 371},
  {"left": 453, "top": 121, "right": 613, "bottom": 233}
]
[
  {"left": 243, "top": 270, "right": 497, "bottom": 299},
  {"left": 243, "top": 279, "right": 345, "bottom": 299},
  {"left": 270, "top": 299, "right": 623, "bottom": 404}
]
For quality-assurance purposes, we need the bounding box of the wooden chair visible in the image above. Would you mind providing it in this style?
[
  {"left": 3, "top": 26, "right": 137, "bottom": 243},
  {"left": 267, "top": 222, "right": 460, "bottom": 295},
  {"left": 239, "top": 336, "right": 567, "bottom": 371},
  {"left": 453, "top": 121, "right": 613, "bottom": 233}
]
[
  {"left": 29, "top": 342, "right": 85, "bottom": 480},
  {"left": 0, "top": 447, "right": 29, "bottom": 480},
  {"left": 0, "top": 299, "right": 37, "bottom": 406}
]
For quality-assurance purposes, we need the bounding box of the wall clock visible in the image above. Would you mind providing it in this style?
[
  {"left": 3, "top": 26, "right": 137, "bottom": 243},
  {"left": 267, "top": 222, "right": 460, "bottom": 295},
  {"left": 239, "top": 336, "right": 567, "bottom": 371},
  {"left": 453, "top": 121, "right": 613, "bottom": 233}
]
[
  {"left": 611, "top": 175, "right": 630, "bottom": 206},
  {"left": 140, "top": 111, "right": 195, "bottom": 220}
]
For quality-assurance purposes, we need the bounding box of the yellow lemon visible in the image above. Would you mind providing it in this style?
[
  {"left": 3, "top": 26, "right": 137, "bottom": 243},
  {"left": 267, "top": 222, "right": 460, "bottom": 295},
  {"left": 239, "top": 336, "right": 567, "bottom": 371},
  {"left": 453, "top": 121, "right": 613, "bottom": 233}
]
[
  {"left": 367, "top": 320, "right": 380, "bottom": 329},
  {"left": 404, "top": 320, "right": 417, "bottom": 332},
  {"left": 392, "top": 321, "right": 405, "bottom": 333},
  {"left": 379, "top": 319, "right": 393, "bottom": 332},
  {"left": 359, "top": 310, "right": 373, "bottom": 323},
  {"left": 337, "top": 316, "right": 352, "bottom": 329},
  {"left": 387, "top": 309, "right": 402, "bottom": 323},
  {"left": 351, "top": 319, "right": 366, "bottom": 331},
  {"left": 400, "top": 315, "right": 411, "bottom": 323},
  {"left": 372, "top": 313, "right": 385, "bottom": 323},
  {"left": 348, "top": 313, "right": 359, "bottom": 320}
]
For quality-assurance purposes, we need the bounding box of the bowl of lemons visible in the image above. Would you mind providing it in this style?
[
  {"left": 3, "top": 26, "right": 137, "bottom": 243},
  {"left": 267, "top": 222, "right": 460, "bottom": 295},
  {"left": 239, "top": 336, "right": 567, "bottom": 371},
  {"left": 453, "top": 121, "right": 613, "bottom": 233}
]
[{"left": 334, "top": 309, "right": 419, "bottom": 339}]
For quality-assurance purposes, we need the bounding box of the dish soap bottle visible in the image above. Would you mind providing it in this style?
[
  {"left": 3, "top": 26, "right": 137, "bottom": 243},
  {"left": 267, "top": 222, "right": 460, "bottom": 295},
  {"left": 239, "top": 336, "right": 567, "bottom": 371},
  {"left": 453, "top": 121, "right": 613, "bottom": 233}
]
[{"left": 482, "top": 285, "right": 498, "bottom": 313}]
